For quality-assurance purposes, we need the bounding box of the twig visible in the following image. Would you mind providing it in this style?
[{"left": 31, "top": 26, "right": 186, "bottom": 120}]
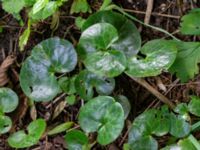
[
  {"left": 144, "top": 0, "right": 154, "bottom": 24},
  {"left": 123, "top": 9, "right": 180, "bottom": 19},
  {"left": 129, "top": 76, "right": 175, "bottom": 109}
]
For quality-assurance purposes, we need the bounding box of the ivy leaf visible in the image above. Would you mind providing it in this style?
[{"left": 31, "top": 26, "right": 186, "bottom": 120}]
[
  {"left": 115, "top": 95, "right": 131, "bottom": 119},
  {"left": 2, "top": 0, "right": 25, "bottom": 14},
  {"left": 188, "top": 96, "right": 200, "bottom": 117},
  {"left": 169, "top": 113, "right": 190, "bottom": 138},
  {"left": 126, "top": 39, "right": 177, "bottom": 77},
  {"left": 0, "top": 88, "right": 18, "bottom": 113},
  {"left": 0, "top": 115, "right": 12, "bottom": 134},
  {"left": 180, "top": 8, "right": 200, "bottom": 35},
  {"left": 82, "top": 11, "right": 141, "bottom": 58},
  {"left": 65, "top": 130, "right": 89, "bottom": 150},
  {"left": 78, "top": 96, "right": 124, "bottom": 145},
  {"left": 75, "top": 70, "right": 115, "bottom": 100},
  {"left": 20, "top": 37, "right": 77, "bottom": 102},
  {"left": 8, "top": 119, "right": 46, "bottom": 148},
  {"left": 70, "top": 0, "right": 91, "bottom": 14},
  {"left": 169, "top": 41, "right": 200, "bottom": 82},
  {"left": 129, "top": 136, "right": 158, "bottom": 150}
]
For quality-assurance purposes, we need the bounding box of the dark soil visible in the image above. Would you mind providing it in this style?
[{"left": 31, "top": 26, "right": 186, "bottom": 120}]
[{"left": 1, "top": 0, "right": 200, "bottom": 149}]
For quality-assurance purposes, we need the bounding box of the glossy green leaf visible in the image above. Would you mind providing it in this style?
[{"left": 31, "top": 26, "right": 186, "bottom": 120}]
[
  {"left": 129, "top": 136, "right": 158, "bottom": 150},
  {"left": 31, "top": 37, "right": 77, "bottom": 73},
  {"left": 0, "top": 115, "right": 12, "bottom": 134},
  {"left": 75, "top": 17, "right": 86, "bottom": 29},
  {"left": 180, "top": 8, "right": 200, "bottom": 35},
  {"left": 82, "top": 11, "right": 141, "bottom": 57},
  {"left": 65, "top": 130, "right": 89, "bottom": 150},
  {"left": 2, "top": 0, "right": 25, "bottom": 14},
  {"left": 115, "top": 95, "right": 131, "bottom": 119},
  {"left": 75, "top": 70, "right": 115, "bottom": 100},
  {"left": 66, "top": 95, "right": 76, "bottom": 105},
  {"left": 128, "top": 109, "right": 170, "bottom": 144},
  {"left": 48, "top": 122, "right": 73, "bottom": 135},
  {"left": 78, "top": 23, "right": 127, "bottom": 77},
  {"left": 84, "top": 50, "right": 127, "bottom": 77},
  {"left": 20, "top": 37, "right": 77, "bottom": 102},
  {"left": 8, "top": 119, "right": 46, "bottom": 148},
  {"left": 78, "top": 96, "right": 124, "bottom": 145},
  {"left": 58, "top": 76, "right": 76, "bottom": 95},
  {"left": 169, "top": 113, "right": 190, "bottom": 138},
  {"left": 174, "top": 103, "right": 188, "bottom": 115},
  {"left": 20, "top": 57, "right": 60, "bottom": 102},
  {"left": 126, "top": 39, "right": 177, "bottom": 77},
  {"left": 78, "top": 23, "right": 118, "bottom": 59},
  {"left": 70, "top": 0, "right": 91, "bottom": 14},
  {"left": 169, "top": 41, "right": 200, "bottom": 82},
  {"left": 178, "top": 138, "right": 196, "bottom": 150},
  {"left": 188, "top": 96, "right": 200, "bottom": 117},
  {"left": 32, "top": 0, "right": 48, "bottom": 14},
  {"left": 0, "top": 88, "right": 18, "bottom": 113}
]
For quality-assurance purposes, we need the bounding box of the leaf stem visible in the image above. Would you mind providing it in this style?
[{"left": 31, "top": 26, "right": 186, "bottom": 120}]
[
  {"left": 188, "top": 134, "right": 200, "bottom": 149},
  {"left": 192, "top": 120, "right": 200, "bottom": 131},
  {"left": 107, "top": 4, "right": 180, "bottom": 41},
  {"left": 128, "top": 75, "right": 175, "bottom": 109}
]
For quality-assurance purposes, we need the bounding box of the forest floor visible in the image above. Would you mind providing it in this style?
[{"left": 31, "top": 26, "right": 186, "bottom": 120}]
[{"left": 0, "top": 0, "right": 200, "bottom": 149}]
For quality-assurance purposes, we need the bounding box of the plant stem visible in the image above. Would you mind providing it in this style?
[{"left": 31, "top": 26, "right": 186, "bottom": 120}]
[
  {"left": 188, "top": 134, "right": 200, "bottom": 149},
  {"left": 128, "top": 76, "right": 175, "bottom": 109},
  {"left": 107, "top": 4, "right": 180, "bottom": 41},
  {"left": 192, "top": 120, "right": 200, "bottom": 131}
]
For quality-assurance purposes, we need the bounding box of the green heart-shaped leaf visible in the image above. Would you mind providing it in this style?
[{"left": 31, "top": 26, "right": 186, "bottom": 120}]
[
  {"left": 84, "top": 50, "right": 127, "bottom": 77},
  {"left": 82, "top": 10, "right": 141, "bottom": 57},
  {"left": 129, "top": 136, "right": 158, "bottom": 150},
  {"left": 8, "top": 119, "right": 46, "bottom": 148},
  {"left": 180, "top": 8, "right": 200, "bottom": 35},
  {"left": 0, "top": 88, "right": 18, "bottom": 113},
  {"left": 126, "top": 39, "right": 177, "bottom": 77},
  {"left": 0, "top": 115, "right": 12, "bottom": 134},
  {"left": 20, "top": 57, "right": 60, "bottom": 102},
  {"left": 75, "top": 70, "right": 115, "bottom": 100},
  {"left": 31, "top": 37, "right": 77, "bottom": 73},
  {"left": 169, "top": 113, "right": 190, "bottom": 138},
  {"left": 78, "top": 96, "right": 124, "bottom": 145},
  {"left": 78, "top": 22, "right": 118, "bottom": 59},
  {"left": 65, "top": 130, "right": 89, "bottom": 150},
  {"left": 78, "top": 23, "right": 127, "bottom": 77},
  {"left": 129, "top": 109, "right": 170, "bottom": 142},
  {"left": 20, "top": 37, "right": 77, "bottom": 102},
  {"left": 188, "top": 96, "right": 200, "bottom": 117}
]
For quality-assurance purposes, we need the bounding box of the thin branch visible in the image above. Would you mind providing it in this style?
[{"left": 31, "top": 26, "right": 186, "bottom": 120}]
[{"left": 129, "top": 76, "right": 175, "bottom": 109}]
